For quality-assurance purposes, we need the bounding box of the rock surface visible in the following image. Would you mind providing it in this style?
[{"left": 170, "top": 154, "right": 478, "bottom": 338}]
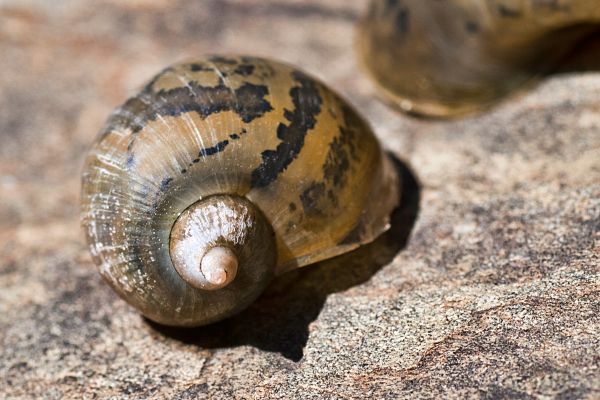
[{"left": 0, "top": 1, "right": 598, "bottom": 398}]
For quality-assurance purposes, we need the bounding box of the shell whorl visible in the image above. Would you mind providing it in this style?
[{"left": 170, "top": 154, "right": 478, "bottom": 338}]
[{"left": 169, "top": 195, "right": 276, "bottom": 291}]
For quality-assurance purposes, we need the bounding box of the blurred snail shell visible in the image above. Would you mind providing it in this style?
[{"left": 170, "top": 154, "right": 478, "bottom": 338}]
[
  {"left": 357, "top": 0, "right": 600, "bottom": 117},
  {"left": 81, "top": 56, "right": 400, "bottom": 327}
]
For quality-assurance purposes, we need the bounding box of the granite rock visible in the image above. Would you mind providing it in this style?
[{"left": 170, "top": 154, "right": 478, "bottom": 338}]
[{"left": 0, "top": 1, "right": 598, "bottom": 399}]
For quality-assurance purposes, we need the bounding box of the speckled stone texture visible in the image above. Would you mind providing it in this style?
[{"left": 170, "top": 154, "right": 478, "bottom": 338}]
[{"left": 0, "top": 1, "right": 598, "bottom": 399}]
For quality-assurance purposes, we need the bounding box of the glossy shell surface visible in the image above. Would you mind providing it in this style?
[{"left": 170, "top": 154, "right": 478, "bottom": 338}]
[
  {"left": 357, "top": 0, "right": 600, "bottom": 117},
  {"left": 81, "top": 56, "right": 399, "bottom": 326}
]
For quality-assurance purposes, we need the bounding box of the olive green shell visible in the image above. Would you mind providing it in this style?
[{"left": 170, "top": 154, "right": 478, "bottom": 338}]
[
  {"left": 357, "top": 0, "right": 600, "bottom": 117},
  {"left": 81, "top": 56, "right": 399, "bottom": 326}
]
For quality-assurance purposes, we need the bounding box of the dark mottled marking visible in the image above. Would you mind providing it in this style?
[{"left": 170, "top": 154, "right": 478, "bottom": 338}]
[
  {"left": 465, "top": 21, "right": 479, "bottom": 33},
  {"left": 327, "top": 189, "right": 336, "bottom": 203},
  {"left": 181, "top": 168, "right": 187, "bottom": 174},
  {"left": 250, "top": 72, "right": 323, "bottom": 188},
  {"left": 209, "top": 56, "right": 238, "bottom": 65},
  {"left": 160, "top": 177, "right": 173, "bottom": 191},
  {"left": 498, "top": 4, "right": 521, "bottom": 17},
  {"left": 300, "top": 104, "right": 362, "bottom": 215},
  {"left": 325, "top": 103, "right": 362, "bottom": 187},
  {"left": 234, "top": 64, "right": 255, "bottom": 76},
  {"left": 254, "top": 62, "right": 277, "bottom": 80},
  {"left": 199, "top": 139, "right": 229, "bottom": 157},
  {"left": 289, "top": 202, "right": 297, "bottom": 212},
  {"left": 127, "top": 79, "right": 273, "bottom": 134},
  {"left": 395, "top": 8, "right": 409, "bottom": 34},
  {"left": 119, "top": 73, "right": 272, "bottom": 171},
  {"left": 189, "top": 63, "right": 212, "bottom": 72},
  {"left": 322, "top": 125, "right": 358, "bottom": 187},
  {"left": 103, "top": 97, "right": 150, "bottom": 137},
  {"left": 187, "top": 134, "right": 243, "bottom": 167},
  {"left": 300, "top": 182, "right": 326, "bottom": 215}
]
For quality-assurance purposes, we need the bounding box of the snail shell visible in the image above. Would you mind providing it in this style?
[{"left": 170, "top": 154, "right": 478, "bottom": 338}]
[
  {"left": 81, "top": 56, "right": 400, "bottom": 327},
  {"left": 357, "top": 0, "right": 600, "bottom": 117}
]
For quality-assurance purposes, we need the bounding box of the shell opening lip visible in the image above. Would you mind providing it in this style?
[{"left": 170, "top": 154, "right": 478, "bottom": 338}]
[{"left": 200, "top": 246, "right": 239, "bottom": 290}]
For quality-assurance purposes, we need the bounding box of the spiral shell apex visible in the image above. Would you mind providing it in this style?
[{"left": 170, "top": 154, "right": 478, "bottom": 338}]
[{"left": 81, "top": 56, "right": 400, "bottom": 326}]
